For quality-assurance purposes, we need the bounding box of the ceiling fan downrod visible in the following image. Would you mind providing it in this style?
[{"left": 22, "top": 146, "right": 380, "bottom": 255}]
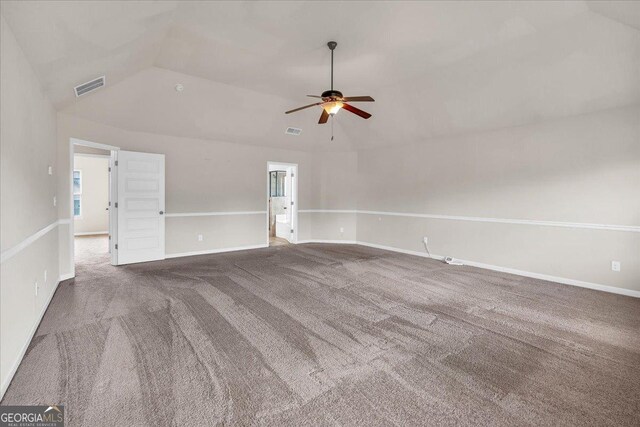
[{"left": 328, "top": 41, "right": 337, "bottom": 91}]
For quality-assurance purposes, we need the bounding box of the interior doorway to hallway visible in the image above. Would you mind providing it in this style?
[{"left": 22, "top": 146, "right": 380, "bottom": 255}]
[
  {"left": 267, "top": 162, "right": 298, "bottom": 247},
  {"left": 70, "top": 139, "right": 118, "bottom": 278}
]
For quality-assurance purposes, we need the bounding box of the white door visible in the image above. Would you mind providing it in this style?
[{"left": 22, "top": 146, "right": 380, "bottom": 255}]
[{"left": 116, "top": 150, "right": 165, "bottom": 265}]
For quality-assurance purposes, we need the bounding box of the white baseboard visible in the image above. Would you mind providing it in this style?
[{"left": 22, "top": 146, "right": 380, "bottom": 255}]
[
  {"left": 0, "top": 275, "right": 63, "bottom": 399},
  {"left": 355, "top": 241, "right": 640, "bottom": 298},
  {"left": 58, "top": 273, "right": 74, "bottom": 281},
  {"left": 74, "top": 231, "right": 108, "bottom": 236},
  {"left": 165, "top": 244, "right": 269, "bottom": 259}
]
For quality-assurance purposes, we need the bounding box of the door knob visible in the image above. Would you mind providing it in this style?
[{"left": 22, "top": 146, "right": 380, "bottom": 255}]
[{"left": 159, "top": 211, "right": 164, "bottom": 215}]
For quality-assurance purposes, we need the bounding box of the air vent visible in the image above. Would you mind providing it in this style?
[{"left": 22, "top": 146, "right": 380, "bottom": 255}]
[
  {"left": 285, "top": 127, "right": 302, "bottom": 136},
  {"left": 74, "top": 76, "right": 105, "bottom": 97}
]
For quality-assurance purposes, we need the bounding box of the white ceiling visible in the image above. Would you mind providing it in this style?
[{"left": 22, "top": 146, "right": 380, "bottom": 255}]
[{"left": 2, "top": 1, "right": 639, "bottom": 150}]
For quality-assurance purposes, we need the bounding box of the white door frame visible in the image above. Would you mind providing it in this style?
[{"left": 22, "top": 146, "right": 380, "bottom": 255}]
[
  {"left": 69, "top": 138, "right": 119, "bottom": 278},
  {"left": 266, "top": 162, "right": 298, "bottom": 245}
]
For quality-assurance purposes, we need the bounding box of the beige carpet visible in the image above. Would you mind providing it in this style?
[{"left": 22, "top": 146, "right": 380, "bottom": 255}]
[{"left": 2, "top": 237, "right": 639, "bottom": 426}]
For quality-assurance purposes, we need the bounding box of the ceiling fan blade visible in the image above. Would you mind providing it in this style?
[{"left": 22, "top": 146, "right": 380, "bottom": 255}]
[
  {"left": 342, "top": 103, "right": 372, "bottom": 119},
  {"left": 342, "top": 96, "right": 375, "bottom": 102},
  {"left": 307, "top": 95, "right": 323, "bottom": 99},
  {"left": 318, "top": 109, "right": 329, "bottom": 124},
  {"left": 285, "top": 102, "right": 322, "bottom": 114}
]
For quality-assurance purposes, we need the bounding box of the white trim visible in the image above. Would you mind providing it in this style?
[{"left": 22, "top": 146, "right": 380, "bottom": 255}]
[
  {"left": 354, "top": 241, "right": 640, "bottom": 298},
  {"left": 299, "top": 210, "right": 357, "bottom": 214},
  {"left": 165, "top": 211, "right": 266, "bottom": 218},
  {"left": 58, "top": 273, "right": 74, "bottom": 281},
  {"left": 158, "top": 208, "right": 638, "bottom": 234},
  {"left": 357, "top": 210, "right": 640, "bottom": 233},
  {"left": 166, "top": 244, "right": 268, "bottom": 259},
  {"left": 1, "top": 220, "right": 61, "bottom": 263},
  {"left": 74, "top": 231, "right": 108, "bottom": 236},
  {"left": 74, "top": 153, "right": 111, "bottom": 159},
  {"left": 295, "top": 209, "right": 639, "bottom": 233},
  {"left": 1, "top": 274, "right": 63, "bottom": 399},
  {"left": 70, "top": 137, "right": 119, "bottom": 152}
]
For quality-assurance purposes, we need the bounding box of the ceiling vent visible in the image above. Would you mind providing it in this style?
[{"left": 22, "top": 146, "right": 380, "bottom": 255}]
[
  {"left": 285, "top": 127, "right": 302, "bottom": 136},
  {"left": 74, "top": 76, "right": 105, "bottom": 97}
]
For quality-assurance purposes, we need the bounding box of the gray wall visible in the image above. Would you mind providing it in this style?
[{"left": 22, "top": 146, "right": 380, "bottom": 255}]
[
  {"left": 57, "top": 113, "right": 358, "bottom": 275},
  {"left": 0, "top": 16, "right": 60, "bottom": 396},
  {"left": 356, "top": 105, "right": 640, "bottom": 292},
  {"left": 57, "top": 106, "right": 640, "bottom": 292}
]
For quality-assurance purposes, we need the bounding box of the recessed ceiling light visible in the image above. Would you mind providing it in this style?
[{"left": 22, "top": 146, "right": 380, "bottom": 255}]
[{"left": 175, "top": 84, "right": 184, "bottom": 92}]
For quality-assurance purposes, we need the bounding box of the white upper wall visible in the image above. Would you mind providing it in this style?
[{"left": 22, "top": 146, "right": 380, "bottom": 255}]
[{"left": 2, "top": 1, "right": 639, "bottom": 150}]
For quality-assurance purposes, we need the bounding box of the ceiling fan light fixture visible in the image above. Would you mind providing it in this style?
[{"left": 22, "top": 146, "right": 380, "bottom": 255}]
[
  {"left": 284, "top": 40, "right": 374, "bottom": 131},
  {"left": 323, "top": 101, "right": 343, "bottom": 115}
]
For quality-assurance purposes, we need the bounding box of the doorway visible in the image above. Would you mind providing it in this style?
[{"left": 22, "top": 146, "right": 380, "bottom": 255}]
[
  {"left": 267, "top": 162, "right": 298, "bottom": 246},
  {"left": 73, "top": 151, "right": 111, "bottom": 271},
  {"left": 69, "top": 140, "right": 166, "bottom": 276},
  {"left": 70, "top": 138, "right": 119, "bottom": 277}
]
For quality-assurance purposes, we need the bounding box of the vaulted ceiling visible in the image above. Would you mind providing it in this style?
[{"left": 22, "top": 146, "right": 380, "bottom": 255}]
[{"left": 2, "top": 1, "right": 639, "bottom": 150}]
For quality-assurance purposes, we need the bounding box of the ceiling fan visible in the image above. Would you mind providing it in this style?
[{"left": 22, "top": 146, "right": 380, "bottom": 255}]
[{"left": 285, "top": 41, "right": 375, "bottom": 125}]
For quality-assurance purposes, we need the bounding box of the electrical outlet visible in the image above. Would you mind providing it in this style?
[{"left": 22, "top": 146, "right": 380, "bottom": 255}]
[
  {"left": 53, "top": 196, "right": 57, "bottom": 207},
  {"left": 44, "top": 270, "right": 47, "bottom": 283},
  {"left": 198, "top": 234, "right": 203, "bottom": 242},
  {"left": 340, "top": 227, "right": 344, "bottom": 233},
  {"left": 35, "top": 281, "right": 38, "bottom": 296},
  {"left": 611, "top": 261, "right": 621, "bottom": 272},
  {"left": 48, "top": 166, "right": 53, "bottom": 175}
]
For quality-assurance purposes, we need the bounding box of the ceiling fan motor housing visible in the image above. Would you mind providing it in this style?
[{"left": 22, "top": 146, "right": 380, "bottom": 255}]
[{"left": 321, "top": 90, "right": 343, "bottom": 99}]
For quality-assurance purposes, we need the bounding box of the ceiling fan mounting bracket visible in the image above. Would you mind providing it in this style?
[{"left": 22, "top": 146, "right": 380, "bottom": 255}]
[{"left": 327, "top": 41, "right": 338, "bottom": 50}]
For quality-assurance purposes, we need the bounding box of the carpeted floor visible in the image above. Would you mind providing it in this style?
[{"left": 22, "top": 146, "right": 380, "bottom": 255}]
[{"left": 2, "top": 236, "right": 640, "bottom": 426}]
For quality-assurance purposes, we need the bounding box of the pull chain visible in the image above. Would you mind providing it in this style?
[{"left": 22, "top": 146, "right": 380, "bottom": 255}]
[{"left": 331, "top": 115, "right": 334, "bottom": 141}]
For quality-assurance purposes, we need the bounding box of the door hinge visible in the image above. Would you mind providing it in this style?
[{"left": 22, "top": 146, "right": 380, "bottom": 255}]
[
  {"left": 291, "top": 173, "right": 295, "bottom": 178},
  {"left": 290, "top": 229, "right": 294, "bottom": 233},
  {"left": 108, "top": 167, "right": 111, "bottom": 172},
  {"left": 115, "top": 244, "right": 118, "bottom": 250},
  {"left": 108, "top": 235, "right": 111, "bottom": 240},
  {"left": 291, "top": 201, "right": 294, "bottom": 206},
  {"left": 115, "top": 160, "right": 118, "bottom": 166},
  {"left": 114, "top": 202, "right": 118, "bottom": 208}
]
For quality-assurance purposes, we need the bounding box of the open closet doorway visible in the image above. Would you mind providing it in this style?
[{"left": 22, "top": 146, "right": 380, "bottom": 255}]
[{"left": 267, "top": 162, "right": 298, "bottom": 246}]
